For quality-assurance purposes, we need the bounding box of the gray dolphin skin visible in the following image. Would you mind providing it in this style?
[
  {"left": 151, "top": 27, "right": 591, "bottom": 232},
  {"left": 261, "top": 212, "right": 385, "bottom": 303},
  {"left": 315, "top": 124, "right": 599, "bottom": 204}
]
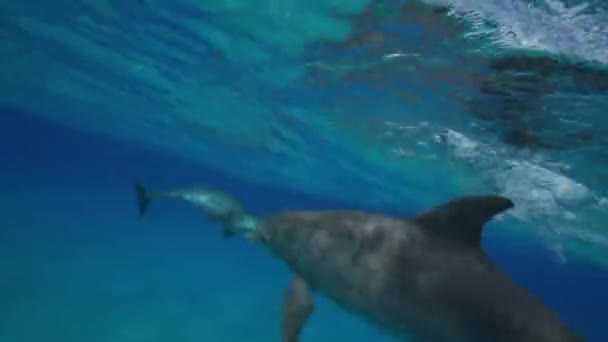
[{"left": 134, "top": 182, "right": 586, "bottom": 342}]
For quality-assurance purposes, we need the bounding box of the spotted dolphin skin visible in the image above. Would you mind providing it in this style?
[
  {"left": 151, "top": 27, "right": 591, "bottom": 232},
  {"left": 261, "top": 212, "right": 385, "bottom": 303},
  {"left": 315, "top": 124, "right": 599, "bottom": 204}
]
[
  {"left": 134, "top": 183, "right": 586, "bottom": 341},
  {"left": 134, "top": 182, "right": 258, "bottom": 237}
]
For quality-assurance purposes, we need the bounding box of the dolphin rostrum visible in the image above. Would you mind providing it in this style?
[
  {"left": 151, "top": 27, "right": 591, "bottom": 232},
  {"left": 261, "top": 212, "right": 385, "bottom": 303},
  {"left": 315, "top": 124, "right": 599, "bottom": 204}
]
[{"left": 134, "top": 182, "right": 586, "bottom": 342}]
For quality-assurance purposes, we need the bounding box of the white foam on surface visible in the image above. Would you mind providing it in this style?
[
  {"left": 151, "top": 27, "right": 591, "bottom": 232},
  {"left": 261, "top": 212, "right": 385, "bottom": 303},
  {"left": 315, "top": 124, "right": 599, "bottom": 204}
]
[{"left": 422, "top": 0, "right": 608, "bottom": 64}]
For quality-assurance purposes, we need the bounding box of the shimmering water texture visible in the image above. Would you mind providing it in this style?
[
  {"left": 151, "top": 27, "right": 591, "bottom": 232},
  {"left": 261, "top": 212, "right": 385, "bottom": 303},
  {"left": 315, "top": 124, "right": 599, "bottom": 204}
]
[
  {"left": 2, "top": 116, "right": 607, "bottom": 342},
  {"left": 1, "top": 0, "right": 606, "bottom": 268},
  {"left": 1, "top": 0, "right": 608, "bottom": 341}
]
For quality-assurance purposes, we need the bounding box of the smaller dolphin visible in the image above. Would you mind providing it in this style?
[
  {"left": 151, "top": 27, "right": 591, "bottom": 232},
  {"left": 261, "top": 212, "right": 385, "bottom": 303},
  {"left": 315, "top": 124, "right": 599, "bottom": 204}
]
[{"left": 134, "top": 182, "right": 258, "bottom": 237}]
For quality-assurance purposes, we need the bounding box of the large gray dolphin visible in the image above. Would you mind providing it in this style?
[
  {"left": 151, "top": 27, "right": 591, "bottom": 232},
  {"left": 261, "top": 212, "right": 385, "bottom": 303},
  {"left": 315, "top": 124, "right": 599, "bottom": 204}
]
[{"left": 134, "top": 182, "right": 586, "bottom": 342}]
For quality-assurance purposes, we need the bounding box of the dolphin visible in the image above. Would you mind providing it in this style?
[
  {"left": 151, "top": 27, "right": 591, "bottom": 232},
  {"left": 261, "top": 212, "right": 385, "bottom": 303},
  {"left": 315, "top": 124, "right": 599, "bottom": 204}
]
[
  {"left": 134, "top": 182, "right": 586, "bottom": 342},
  {"left": 133, "top": 182, "right": 258, "bottom": 237}
]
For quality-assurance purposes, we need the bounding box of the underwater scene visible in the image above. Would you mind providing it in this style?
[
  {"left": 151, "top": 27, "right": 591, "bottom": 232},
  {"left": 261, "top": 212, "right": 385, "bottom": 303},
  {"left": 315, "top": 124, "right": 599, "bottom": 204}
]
[{"left": 1, "top": 0, "right": 608, "bottom": 341}]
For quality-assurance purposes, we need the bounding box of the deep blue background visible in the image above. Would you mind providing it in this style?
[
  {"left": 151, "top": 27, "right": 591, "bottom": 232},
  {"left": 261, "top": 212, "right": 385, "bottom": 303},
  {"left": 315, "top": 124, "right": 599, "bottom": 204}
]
[{"left": 1, "top": 111, "right": 607, "bottom": 341}]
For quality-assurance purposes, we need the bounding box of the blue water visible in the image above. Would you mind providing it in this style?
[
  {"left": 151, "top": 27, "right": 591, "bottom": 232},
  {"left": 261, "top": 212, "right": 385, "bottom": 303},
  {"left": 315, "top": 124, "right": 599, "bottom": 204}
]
[
  {"left": 2, "top": 1, "right": 608, "bottom": 341},
  {"left": 2, "top": 110, "right": 608, "bottom": 342}
]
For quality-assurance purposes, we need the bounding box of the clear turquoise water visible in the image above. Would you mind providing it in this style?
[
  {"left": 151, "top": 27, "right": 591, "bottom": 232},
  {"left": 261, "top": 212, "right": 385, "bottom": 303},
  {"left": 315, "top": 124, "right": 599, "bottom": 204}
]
[
  {"left": 2, "top": 1, "right": 608, "bottom": 341},
  {"left": 0, "top": 114, "right": 400, "bottom": 342},
  {"left": 2, "top": 110, "right": 607, "bottom": 342}
]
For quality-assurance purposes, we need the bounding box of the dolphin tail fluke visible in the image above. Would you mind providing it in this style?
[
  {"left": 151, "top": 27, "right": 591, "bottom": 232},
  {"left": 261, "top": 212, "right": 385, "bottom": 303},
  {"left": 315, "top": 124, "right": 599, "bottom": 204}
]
[{"left": 134, "top": 181, "right": 151, "bottom": 217}]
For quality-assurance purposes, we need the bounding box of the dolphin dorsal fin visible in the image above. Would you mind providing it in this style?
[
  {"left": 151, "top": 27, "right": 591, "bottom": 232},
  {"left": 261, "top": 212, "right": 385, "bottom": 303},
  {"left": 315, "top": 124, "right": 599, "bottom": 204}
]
[{"left": 411, "top": 195, "right": 514, "bottom": 248}]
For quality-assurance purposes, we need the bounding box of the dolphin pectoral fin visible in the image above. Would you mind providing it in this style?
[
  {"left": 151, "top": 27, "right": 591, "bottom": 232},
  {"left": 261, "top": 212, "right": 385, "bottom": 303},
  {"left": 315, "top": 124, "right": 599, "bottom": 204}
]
[
  {"left": 222, "top": 228, "right": 234, "bottom": 238},
  {"left": 281, "top": 275, "right": 314, "bottom": 342},
  {"left": 411, "top": 195, "right": 514, "bottom": 247},
  {"left": 134, "top": 181, "right": 151, "bottom": 217}
]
